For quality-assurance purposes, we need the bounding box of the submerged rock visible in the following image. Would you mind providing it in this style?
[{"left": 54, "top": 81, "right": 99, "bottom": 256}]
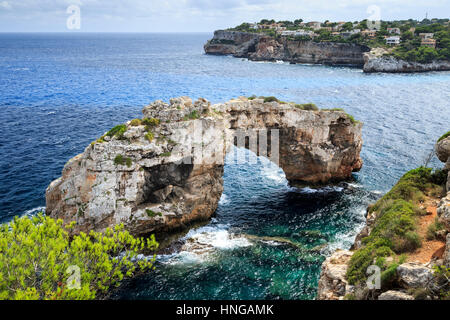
[{"left": 46, "top": 97, "right": 363, "bottom": 237}]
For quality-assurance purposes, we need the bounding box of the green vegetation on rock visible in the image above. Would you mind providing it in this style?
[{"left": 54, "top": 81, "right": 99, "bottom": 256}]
[
  {"left": 114, "top": 154, "right": 132, "bottom": 167},
  {"left": 0, "top": 214, "right": 158, "bottom": 300},
  {"left": 106, "top": 124, "right": 127, "bottom": 140},
  {"left": 346, "top": 167, "right": 446, "bottom": 286},
  {"left": 129, "top": 119, "right": 142, "bottom": 126},
  {"left": 438, "top": 131, "right": 450, "bottom": 142}
]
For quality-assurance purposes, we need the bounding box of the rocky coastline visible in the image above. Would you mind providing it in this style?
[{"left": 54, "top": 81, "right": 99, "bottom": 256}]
[
  {"left": 204, "top": 30, "right": 450, "bottom": 73},
  {"left": 204, "top": 30, "right": 370, "bottom": 66},
  {"left": 46, "top": 96, "right": 363, "bottom": 238},
  {"left": 317, "top": 135, "right": 450, "bottom": 300}
]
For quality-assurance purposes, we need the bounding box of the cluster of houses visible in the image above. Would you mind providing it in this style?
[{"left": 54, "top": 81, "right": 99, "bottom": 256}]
[{"left": 246, "top": 21, "right": 438, "bottom": 48}]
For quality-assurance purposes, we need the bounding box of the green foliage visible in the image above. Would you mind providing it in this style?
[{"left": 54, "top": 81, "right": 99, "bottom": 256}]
[
  {"left": 346, "top": 239, "right": 394, "bottom": 285},
  {"left": 114, "top": 154, "right": 124, "bottom": 165},
  {"left": 183, "top": 110, "right": 200, "bottom": 120},
  {"left": 438, "top": 131, "right": 450, "bottom": 142},
  {"left": 146, "top": 209, "right": 162, "bottom": 218},
  {"left": 126, "top": 157, "right": 132, "bottom": 168},
  {"left": 347, "top": 167, "right": 445, "bottom": 285},
  {"left": 0, "top": 214, "right": 158, "bottom": 300},
  {"left": 263, "top": 96, "right": 279, "bottom": 103},
  {"left": 426, "top": 217, "right": 446, "bottom": 240},
  {"left": 160, "top": 152, "right": 171, "bottom": 157},
  {"left": 114, "top": 154, "right": 132, "bottom": 167},
  {"left": 294, "top": 103, "right": 319, "bottom": 111},
  {"left": 344, "top": 293, "right": 356, "bottom": 300},
  {"left": 129, "top": 119, "right": 142, "bottom": 127},
  {"left": 106, "top": 124, "right": 127, "bottom": 140},
  {"left": 145, "top": 132, "right": 154, "bottom": 143},
  {"left": 142, "top": 118, "right": 160, "bottom": 127}
]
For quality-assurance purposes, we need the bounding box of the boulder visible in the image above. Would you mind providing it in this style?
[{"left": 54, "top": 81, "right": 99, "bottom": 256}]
[
  {"left": 378, "top": 291, "right": 414, "bottom": 300},
  {"left": 437, "top": 193, "right": 450, "bottom": 231},
  {"left": 444, "top": 234, "right": 450, "bottom": 268},
  {"left": 397, "top": 262, "right": 433, "bottom": 289},
  {"left": 317, "top": 250, "right": 354, "bottom": 300}
]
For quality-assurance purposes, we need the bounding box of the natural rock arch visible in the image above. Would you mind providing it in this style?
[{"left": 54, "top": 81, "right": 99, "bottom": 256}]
[{"left": 46, "top": 97, "right": 363, "bottom": 236}]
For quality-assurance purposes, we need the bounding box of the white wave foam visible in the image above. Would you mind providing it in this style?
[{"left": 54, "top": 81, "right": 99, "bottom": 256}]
[
  {"left": 23, "top": 206, "right": 45, "bottom": 217},
  {"left": 219, "top": 193, "right": 230, "bottom": 205},
  {"left": 161, "top": 225, "right": 252, "bottom": 265}
]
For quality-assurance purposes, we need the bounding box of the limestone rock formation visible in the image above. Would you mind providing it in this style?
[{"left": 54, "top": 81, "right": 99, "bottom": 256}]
[
  {"left": 317, "top": 250, "right": 354, "bottom": 300},
  {"left": 363, "top": 54, "right": 450, "bottom": 73},
  {"left": 46, "top": 97, "right": 363, "bottom": 237},
  {"left": 396, "top": 263, "right": 434, "bottom": 289},
  {"left": 204, "top": 30, "right": 370, "bottom": 66},
  {"left": 378, "top": 291, "right": 414, "bottom": 300},
  {"left": 436, "top": 135, "right": 450, "bottom": 192}
]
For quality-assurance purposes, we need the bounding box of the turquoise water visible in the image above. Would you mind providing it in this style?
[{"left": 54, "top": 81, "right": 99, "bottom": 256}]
[{"left": 0, "top": 33, "right": 449, "bottom": 299}]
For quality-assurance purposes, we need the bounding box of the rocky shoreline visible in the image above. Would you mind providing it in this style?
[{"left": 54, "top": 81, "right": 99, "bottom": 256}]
[
  {"left": 204, "top": 30, "right": 450, "bottom": 73},
  {"left": 204, "top": 30, "right": 369, "bottom": 66},
  {"left": 317, "top": 135, "right": 450, "bottom": 300},
  {"left": 46, "top": 96, "right": 363, "bottom": 238}
]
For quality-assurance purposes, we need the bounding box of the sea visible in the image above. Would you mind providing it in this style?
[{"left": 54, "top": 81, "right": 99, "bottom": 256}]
[{"left": 0, "top": 33, "right": 449, "bottom": 299}]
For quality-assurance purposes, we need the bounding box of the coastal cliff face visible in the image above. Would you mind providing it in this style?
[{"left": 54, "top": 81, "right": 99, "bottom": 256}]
[
  {"left": 363, "top": 54, "right": 450, "bottom": 73},
  {"left": 46, "top": 97, "right": 363, "bottom": 237},
  {"left": 204, "top": 30, "right": 370, "bottom": 66}
]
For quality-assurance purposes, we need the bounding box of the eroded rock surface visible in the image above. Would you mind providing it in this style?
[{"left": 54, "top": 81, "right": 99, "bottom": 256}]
[
  {"left": 46, "top": 97, "right": 363, "bottom": 236},
  {"left": 363, "top": 55, "right": 450, "bottom": 73},
  {"left": 204, "top": 30, "right": 370, "bottom": 66},
  {"left": 317, "top": 250, "right": 354, "bottom": 300}
]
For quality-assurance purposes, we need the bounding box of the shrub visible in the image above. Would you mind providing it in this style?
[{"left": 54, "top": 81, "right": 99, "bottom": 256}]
[
  {"left": 145, "top": 132, "right": 154, "bottom": 142},
  {"left": 161, "top": 152, "right": 171, "bottom": 157},
  {"left": 126, "top": 157, "right": 132, "bottom": 168},
  {"left": 106, "top": 124, "right": 127, "bottom": 140},
  {"left": 114, "top": 154, "right": 124, "bottom": 165},
  {"left": 438, "top": 131, "right": 450, "bottom": 142},
  {"left": 295, "top": 103, "right": 319, "bottom": 111},
  {"left": 346, "top": 239, "right": 394, "bottom": 285},
  {"left": 427, "top": 217, "right": 446, "bottom": 240},
  {"left": 184, "top": 110, "right": 200, "bottom": 120},
  {"left": 146, "top": 209, "right": 162, "bottom": 218},
  {"left": 248, "top": 95, "right": 257, "bottom": 100},
  {"left": 263, "top": 96, "right": 279, "bottom": 103},
  {"left": 114, "top": 155, "right": 132, "bottom": 167},
  {"left": 142, "top": 118, "right": 160, "bottom": 127},
  {"left": 0, "top": 214, "right": 158, "bottom": 300},
  {"left": 130, "top": 119, "right": 142, "bottom": 126}
]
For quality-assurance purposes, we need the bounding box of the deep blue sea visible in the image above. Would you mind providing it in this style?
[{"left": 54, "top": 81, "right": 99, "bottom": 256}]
[{"left": 0, "top": 33, "right": 449, "bottom": 299}]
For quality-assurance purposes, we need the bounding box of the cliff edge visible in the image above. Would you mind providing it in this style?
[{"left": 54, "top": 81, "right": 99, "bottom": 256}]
[{"left": 204, "top": 30, "right": 370, "bottom": 66}]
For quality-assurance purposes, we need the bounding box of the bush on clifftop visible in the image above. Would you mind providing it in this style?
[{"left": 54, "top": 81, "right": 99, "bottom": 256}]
[{"left": 0, "top": 214, "right": 158, "bottom": 300}]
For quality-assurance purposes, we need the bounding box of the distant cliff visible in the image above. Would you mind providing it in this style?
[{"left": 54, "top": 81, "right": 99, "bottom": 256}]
[
  {"left": 204, "top": 30, "right": 370, "bottom": 66},
  {"left": 363, "top": 54, "right": 450, "bottom": 73},
  {"left": 205, "top": 30, "right": 450, "bottom": 72}
]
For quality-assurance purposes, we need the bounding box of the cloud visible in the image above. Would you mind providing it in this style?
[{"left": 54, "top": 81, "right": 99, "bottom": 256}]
[
  {"left": 0, "top": 0, "right": 448, "bottom": 32},
  {"left": 0, "top": 1, "right": 11, "bottom": 9}
]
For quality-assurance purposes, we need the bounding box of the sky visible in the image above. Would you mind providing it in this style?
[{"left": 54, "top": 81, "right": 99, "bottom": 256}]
[{"left": 0, "top": 0, "right": 448, "bottom": 32}]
